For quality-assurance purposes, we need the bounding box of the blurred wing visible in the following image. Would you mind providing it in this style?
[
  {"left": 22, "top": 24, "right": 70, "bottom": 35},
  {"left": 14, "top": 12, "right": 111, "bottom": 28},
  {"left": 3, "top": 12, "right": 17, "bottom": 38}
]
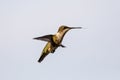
[
  {"left": 33, "top": 34, "right": 53, "bottom": 42},
  {"left": 34, "top": 34, "right": 57, "bottom": 47}
]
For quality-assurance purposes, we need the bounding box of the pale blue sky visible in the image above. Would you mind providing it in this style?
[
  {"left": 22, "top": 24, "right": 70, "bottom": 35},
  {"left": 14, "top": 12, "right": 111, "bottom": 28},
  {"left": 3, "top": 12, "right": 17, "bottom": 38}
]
[{"left": 0, "top": 0, "right": 120, "bottom": 80}]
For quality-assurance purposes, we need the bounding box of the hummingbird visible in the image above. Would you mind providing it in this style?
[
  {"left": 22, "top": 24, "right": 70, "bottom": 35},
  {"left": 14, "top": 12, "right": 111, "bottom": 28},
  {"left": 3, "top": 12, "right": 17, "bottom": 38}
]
[{"left": 34, "top": 25, "right": 82, "bottom": 63}]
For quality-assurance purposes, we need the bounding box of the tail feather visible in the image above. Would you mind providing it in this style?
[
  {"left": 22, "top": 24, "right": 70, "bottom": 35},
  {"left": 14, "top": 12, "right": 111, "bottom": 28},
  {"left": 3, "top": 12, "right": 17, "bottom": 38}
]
[{"left": 38, "top": 52, "right": 49, "bottom": 63}]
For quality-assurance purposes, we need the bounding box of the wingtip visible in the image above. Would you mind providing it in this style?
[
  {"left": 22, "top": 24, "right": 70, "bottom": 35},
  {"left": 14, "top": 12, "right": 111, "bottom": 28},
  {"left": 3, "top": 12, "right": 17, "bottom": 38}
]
[{"left": 33, "top": 38, "right": 38, "bottom": 39}]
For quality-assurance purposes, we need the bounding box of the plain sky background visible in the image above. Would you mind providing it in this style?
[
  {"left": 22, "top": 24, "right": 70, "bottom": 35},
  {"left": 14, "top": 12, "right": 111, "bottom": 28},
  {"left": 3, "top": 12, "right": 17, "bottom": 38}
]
[{"left": 0, "top": 0, "right": 120, "bottom": 80}]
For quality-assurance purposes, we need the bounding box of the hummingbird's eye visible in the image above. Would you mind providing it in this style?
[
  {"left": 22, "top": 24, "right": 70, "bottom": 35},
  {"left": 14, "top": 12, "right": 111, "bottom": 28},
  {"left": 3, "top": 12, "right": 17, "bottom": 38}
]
[{"left": 63, "top": 27, "right": 67, "bottom": 29}]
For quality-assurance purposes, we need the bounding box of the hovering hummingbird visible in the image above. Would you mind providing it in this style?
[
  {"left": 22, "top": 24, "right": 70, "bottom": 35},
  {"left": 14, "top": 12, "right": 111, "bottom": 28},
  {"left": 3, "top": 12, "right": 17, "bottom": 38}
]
[{"left": 34, "top": 25, "right": 82, "bottom": 63}]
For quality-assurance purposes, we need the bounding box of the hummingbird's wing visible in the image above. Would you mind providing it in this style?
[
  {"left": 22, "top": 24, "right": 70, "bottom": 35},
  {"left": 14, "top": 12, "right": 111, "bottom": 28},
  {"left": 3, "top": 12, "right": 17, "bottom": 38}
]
[
  {"left": 33, "top": 35, "right": 53, "bottom": 42},
  {"left": 34, "top": 34, "right": 58, "bottom": 47},
  {"left": 34, "top": 35, "right": 66, "bottom": 48}
]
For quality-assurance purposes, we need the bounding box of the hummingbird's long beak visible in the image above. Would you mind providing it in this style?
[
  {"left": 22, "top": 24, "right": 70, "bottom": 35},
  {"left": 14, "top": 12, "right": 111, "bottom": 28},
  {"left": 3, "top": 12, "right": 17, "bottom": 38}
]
[{"left": 69, "top": 27, "right": 82, "bottom": 29}]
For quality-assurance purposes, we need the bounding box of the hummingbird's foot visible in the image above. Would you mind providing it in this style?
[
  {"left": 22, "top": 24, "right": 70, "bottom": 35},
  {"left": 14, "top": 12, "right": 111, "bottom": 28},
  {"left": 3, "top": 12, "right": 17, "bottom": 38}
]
[
  {"left": 51, "top": 49, "right": 55, "bottom": 53},
  {"left": 60, "top": 44, "right": 66, "bottom": 48}
]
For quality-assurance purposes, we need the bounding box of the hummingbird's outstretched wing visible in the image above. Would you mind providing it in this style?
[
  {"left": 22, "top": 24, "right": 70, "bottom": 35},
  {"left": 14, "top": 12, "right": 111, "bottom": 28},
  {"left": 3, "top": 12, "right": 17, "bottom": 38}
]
[
  {"left": 33, "top": 35, "right": 57, "bottom": 46},
  {"left": 34, "top": 35, "right": 65, "bottom": 48},
  {"left": 33, "top": 34, "right": 53, "bottom": 42}
]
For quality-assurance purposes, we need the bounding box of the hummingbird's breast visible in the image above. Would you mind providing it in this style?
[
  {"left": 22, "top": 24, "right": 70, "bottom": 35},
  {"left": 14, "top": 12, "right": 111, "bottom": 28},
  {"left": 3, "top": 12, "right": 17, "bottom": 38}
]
[
  {"left": 56, "top": 33, "right": 62, "bottom": 41},
  {"left": 53, "top": 33, "right": 62, "bottom": 44}
]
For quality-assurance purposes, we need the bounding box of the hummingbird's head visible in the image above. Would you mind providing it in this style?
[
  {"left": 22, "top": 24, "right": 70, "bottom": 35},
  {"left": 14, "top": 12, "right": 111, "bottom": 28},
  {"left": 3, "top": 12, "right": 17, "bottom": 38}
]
[{"left": 58, "top": 25, "right": 82, "bottom": 32}]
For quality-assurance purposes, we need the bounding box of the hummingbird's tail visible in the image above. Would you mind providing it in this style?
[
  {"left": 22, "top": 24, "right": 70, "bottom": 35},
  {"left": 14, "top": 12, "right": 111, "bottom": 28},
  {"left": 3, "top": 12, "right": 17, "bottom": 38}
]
[{"left": 38, "top": 52, "right": 49, "bottom": 63}]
